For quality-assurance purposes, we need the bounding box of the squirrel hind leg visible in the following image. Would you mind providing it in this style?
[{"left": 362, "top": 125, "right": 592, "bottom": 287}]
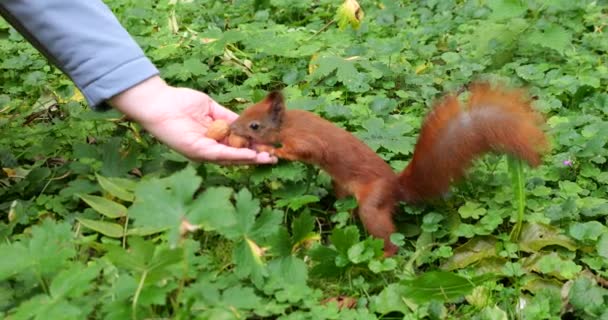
[
  {"left": 353, "top": 180, "right": 399, "bottom": 257},
  {"left": 332, "top": 180, "right": 351, "bottom": 199}
]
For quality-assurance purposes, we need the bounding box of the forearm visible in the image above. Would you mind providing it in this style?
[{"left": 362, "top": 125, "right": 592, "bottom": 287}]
[{"left": 0, "top": 0, "right": 159, "bottom": 110}]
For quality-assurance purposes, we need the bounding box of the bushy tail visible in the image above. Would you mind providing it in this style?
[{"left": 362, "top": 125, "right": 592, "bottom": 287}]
[{"left": 399, "top": 82, "right": 549, "bottom": 203}]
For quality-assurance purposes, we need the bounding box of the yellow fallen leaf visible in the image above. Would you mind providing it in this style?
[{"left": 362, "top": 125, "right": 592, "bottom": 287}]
[
  {"left": 246, "top": 237, "right": 267, "bottom": 259},
  {"left": 336, "top": 0, "right": 364, "bottom": 30},
  {"left": 70, "top": 88, "right": 85, "bottom": 103},
  {"left": 415, "top": 63, "right": 430, "bottom": 74},
  {"left": 200, "top": 37, "right": 217, "bottom": 44},
  {"left": 179, "top": 218, "right": 199, "bottom": 236},
  {"left": 8, "top": 200, "right": 17, "bottom": 222},
  {"left": 308, "top": 53, "right": 320, "bottom": 74},
  {"left": 3, "top": 168, "right": 16, "bottom": 177}
]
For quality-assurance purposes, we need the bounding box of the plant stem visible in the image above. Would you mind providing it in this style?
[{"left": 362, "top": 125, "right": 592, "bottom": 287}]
[
  {"left": 508, "top": 157, "right": 525, "bottom": 241},
  {"left": 132, "top": 270, "right": 148, "bottom": 320},
  {"left": 307, "top": 19, "right": 336, "bottom": 40}
]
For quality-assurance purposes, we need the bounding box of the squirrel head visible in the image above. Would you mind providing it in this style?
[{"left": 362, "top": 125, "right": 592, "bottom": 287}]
[{"left": 230, "top": 91, "right": 285, "bottom": 145}]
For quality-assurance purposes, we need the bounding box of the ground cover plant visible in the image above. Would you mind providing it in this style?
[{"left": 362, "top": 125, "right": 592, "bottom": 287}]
[{"left": 1, "top": 0, "right": 607, "bottom": 319}]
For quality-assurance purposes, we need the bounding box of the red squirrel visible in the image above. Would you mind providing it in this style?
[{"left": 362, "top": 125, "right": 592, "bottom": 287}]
[{"left": 229, "top": 83, "right": 549, "bottom": 256}]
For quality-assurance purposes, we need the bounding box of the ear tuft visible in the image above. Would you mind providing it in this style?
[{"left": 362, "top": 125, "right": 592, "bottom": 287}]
[
  {"left": 266, "top": 91, "right": 284, "bottom": 105},
  {"left": 266, "top": 91, "right": 285, "bottom": 125}
]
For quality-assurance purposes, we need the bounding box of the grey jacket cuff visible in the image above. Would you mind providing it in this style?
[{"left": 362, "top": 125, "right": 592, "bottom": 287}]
[
  {"left": 84, "top": 57, "right": 159, "bottom": 110},
  {"left": 0, "top": 0, "right": 160, "bottom": 110}
]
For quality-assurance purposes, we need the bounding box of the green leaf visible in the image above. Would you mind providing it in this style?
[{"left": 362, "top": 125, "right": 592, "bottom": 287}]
[
  {"left": 401, "top": 271, "right": 497, "bottom": 303},
  {"left": 128, "top": 166, "right": 202, "bottom": 245},
  {"left": 0, "top": 283, "right": 14, "bottom": 312},
  {"left": 313, "top": 56, "right": 370, "bottom": 92},
  {"left": 183, "top": 58, "right": 209, "bottom": 76},
  {"left": 519, "top": 223, "right": 578, "bottom": 252},
  {"left": 0, "top": 242, "right": 30, "bottom": 281},
  {"left": 291, "top": 211, "right": 316, "bottom": 246},
  {"left": 125, "top": 226, "right": 167, "bottom": 236},
  {"left": 267, "top": 255, "right": 308, "bottom": 287},
  {"left": 369, "top": 257, "right": 397, "bottom": 273},
  {"left": 502, "top": 262, "right": 526, "bottom": 277},
  {"left": 28, "top": 219, "right": 77, "bottom": 277},
  {"left": 467, "top": 20, "right": 527, "bottom": 57},
  {"left": 251, "top": 208, "right": 283, "bottom": 240},
  {"left": 77, "top": 218, "right": 124, "bottom": 238},
  {"left": 49, "top": 264, "right": 100, "bottom": 299},
  {"left": 487, "top": 0, "right": 527, "bottom": 20},
  {"left": 356, "top": 117, "right": 414, "bottom": 154},
  {"left": 223, "top": 188, "right": 260, "bottom": 239},
  {"left": 105, "top": 237, "right": 182, "bottom": 274},
  {"left": 0, "top": 219, "right": 76, "bottom": 282},
  {"left": 421, "top": 212, "right": 445, "bottom": 233},
  {"left": 528, "top": 252, "right": 582, "bottom": 279},
  {"left": 440, "top": 52, "right": 460, "bottom": 64},
  {"left": 568, "top": 277, "right": 608, "bottom": 315},
  {"left": 520, "top": 288, "right": 562, "bottom": 319},
  {"left": 106, "top": 244, "right": 147, "bottom": 272},
  {"left": 147, "top": 247, "right": 184, "bottom": 272},
  {"left": 188, "top": 187, "right": 236, "bottom": 232},
  {"left": 275, "top": 195, "right": 320, "bottom": 211},
  {"left": 597, "top": 233, "right": 608, "bottom": 259},
  {"left": 12, "top": 295, "right": 84, "bottom": 320},
  {"left": 96, "top": 173, "right": 135, "bottom": 202},
  {"left": 99, "top": 138, "right": 137, "bottom": 177},
  {"left": 330, "top": 226, "right": 360, "bottom": 255},
  {"left": 221, "top": 285, "right": 263, "bottom": 310},
  {"left": 78, "top": 194, "right": 127, "bottom": 218},
  {"left": 370, "top": 283, "right": 410, "bottom": 314},
  {"left": 569, "top": 221, "right": 606, "bottom": 242},
  {"left": 270, "top": 162, "right": 308, "bottom": 182},
  {"left": 458, "top": 201, "right": 487, "bottom": 219},
  {"left": 477, "top": 306, "right": 509, "bottom": 320},
  {"left": 441, "top": 236, "right": 498, "bottom": 271},
  {"left": 525, "top": 24, "right": 572, "bottom": 55},
  {"left": 559, "top": 180, "right": 584, "bottom": 197},
  {"left": 232, "top": 238, "right": 267, "bottom": 286},
  {"left": 348, "top": 238, "right": 383, "bottom": 263},
  {"left": 268, "top": 227, "right": 292, "bottom": 257},
  {"left": 309, "top": 245, "right": 341, "bottom": 277}
]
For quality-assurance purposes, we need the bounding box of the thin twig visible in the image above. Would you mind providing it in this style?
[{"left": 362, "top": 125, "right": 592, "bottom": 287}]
[{"left": 307, "top": 19, "right": 336, "bottom": 41}]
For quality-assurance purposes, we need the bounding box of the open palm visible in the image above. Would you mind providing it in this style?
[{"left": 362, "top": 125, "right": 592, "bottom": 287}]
[{"left": 110, "top": 77, "right": 276, "bottom": 164}]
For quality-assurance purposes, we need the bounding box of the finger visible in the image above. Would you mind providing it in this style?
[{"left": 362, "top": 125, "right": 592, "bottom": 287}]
[
  {"left": 253, "top": 152, "right": 278, "bottom": 164},
  {"left": 213, "top": 151, "right": 278, "bottom": 165},
  {"left": 216, "top": 160, "right": 259, "bottom": 166},
  {"left": 216, "top": 156, "right": 278, "bottom": 166},
  {"left": 209, "top": 100, "right": 239, "bottom": 123},
  {"left": 196, "top": 142, "right": 259, "bottom": 162},
  {"left": 215, "top": 160, "right": 253, "bottom": 166}
]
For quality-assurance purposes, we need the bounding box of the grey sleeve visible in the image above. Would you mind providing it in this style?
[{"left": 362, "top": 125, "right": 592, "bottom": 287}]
[{"left": 0, "top": 0, "right": 160, "bottom": 110}]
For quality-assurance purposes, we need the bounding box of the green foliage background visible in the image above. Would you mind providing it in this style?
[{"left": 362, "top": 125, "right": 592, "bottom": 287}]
[{"left": 1, "top": 0, "right": 607, "bottom": 319}]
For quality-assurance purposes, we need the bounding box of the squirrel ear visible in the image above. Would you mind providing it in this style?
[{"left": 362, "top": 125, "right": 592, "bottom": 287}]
[{"left": 266, "top": 91, "right": 285, "bottom": 124}]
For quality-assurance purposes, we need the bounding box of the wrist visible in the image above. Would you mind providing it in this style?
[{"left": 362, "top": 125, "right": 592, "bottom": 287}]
[{"left": 109, "top": 75, "right": 171, "bottom": 123}]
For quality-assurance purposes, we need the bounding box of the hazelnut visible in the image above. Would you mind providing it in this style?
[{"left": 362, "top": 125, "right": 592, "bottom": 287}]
[
  {"left": 227, "top": 133, "right": 249, "bottom": 148},
  {"left": 205, "top": 120, "right": 230, "bottom": 141}
]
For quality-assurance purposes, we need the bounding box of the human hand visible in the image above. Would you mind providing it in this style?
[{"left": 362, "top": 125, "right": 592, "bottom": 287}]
[{"left": 109, "top": 76, "right": 277, "bottom": 164}]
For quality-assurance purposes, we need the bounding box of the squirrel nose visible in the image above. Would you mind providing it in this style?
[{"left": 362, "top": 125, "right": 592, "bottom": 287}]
[{"left": 229, "top": 122, "right": 241, "bottom": 135}]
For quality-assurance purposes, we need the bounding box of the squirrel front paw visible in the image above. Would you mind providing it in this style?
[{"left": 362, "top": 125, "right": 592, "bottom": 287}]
[{"left": 254, "top": 144, "right": 277, "bottom": 155}]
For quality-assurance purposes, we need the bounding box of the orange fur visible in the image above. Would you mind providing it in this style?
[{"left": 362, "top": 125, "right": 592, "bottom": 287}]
[
  {"left": 399, "top": 83, "right": 549, "bottom": 202},
  {"left": 230, "top": 83, "right": 549, "bottom": 256}
]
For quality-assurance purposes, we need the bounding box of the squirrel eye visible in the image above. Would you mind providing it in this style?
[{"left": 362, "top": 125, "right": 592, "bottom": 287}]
[{"left": 249, "top": 121, "right": 260, "bottom": 130}]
